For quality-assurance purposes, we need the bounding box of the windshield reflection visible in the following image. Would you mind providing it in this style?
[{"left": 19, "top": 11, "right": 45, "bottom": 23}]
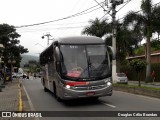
[{"left": 60, "top": 45, "right": 110, "bottom": 80}]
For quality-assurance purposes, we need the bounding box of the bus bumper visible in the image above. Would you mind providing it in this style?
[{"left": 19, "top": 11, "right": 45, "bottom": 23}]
[{"left": 60, "top": 85, "right": 112, "bottom": 100}]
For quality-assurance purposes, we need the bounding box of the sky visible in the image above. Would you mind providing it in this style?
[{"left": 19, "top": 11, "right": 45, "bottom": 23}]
[{"left": 0, "top": 0, "right": 158, "bottom": 56}]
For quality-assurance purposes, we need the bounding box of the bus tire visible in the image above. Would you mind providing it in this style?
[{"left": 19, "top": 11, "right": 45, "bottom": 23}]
[
  {"left": 44, "top": 87, "right": 47, "bottom": 92},
  {"left": 53, "top": 83, "right": 62, "bottom": 102},
  {"left": 43, "top": 79, "right": 47, "bottom": 92},
  {"left": 53, "top": 82, "right": 56, "bottom": 95}
]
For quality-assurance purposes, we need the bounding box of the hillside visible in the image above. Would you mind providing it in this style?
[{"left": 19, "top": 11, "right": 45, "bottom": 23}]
[{"left": 20, "top": 54, "right": 39, "bottom": 67}]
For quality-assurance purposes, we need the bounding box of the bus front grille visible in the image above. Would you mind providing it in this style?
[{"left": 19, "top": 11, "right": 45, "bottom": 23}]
[{"left": 73, "top": 85, "right": 106, "bottom": 90}]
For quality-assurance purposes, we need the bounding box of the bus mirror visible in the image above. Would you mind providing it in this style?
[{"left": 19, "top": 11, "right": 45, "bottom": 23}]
[
  {"left": 55, "top": 47, "right": 61, "bottom": 62},
  {"left": 107, "top": 46, "right": 116, "bottom": 60}
]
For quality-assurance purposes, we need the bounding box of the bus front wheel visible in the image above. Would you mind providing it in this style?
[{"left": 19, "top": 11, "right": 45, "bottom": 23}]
[{"left": 53, "top": 83, "right": 62, "bottom": 102}]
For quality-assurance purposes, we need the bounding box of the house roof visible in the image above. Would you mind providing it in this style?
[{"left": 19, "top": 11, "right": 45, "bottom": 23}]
[{"left": 126, "top": 50, "right": 160, "bottom": 60}]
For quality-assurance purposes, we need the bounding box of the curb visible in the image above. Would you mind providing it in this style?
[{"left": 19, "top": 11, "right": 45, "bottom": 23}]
[
  {"left": 18, "top": 79, "right": 23, "bottom": 112},
  {"left": 113, "top": 86, "right": 160, "bottom": 99}
]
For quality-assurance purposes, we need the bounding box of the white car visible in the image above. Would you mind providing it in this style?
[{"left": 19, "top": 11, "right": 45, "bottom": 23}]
[
  {"left": 17, "top": 73, "right": 23, "bottom": 78},
  {"left": 116, "top": 73, "right": 128, "bottom": 84},
  {"left": 12, "top": 72, "right": 17, "bottom": 78}
]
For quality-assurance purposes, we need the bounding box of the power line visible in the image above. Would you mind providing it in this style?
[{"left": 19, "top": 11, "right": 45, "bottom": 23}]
[
  {"left": 93, "top": 0, "right": 106, "bottom": 11},
  {"left": 58, "top": 0, "right": 88, "bottom": 38},
  {"left": 100, "top": 1, "right": 160, "bottom": 21},
  {"left": 100, "top": 0, "right": 132, "bottom": 20},
  {"left": 16, "top": 1, "right": 104, "bottom": 28},
  {"left": 117, "top": 0, "right": 132, "bottom": 12},
  {"left": 118, "top": 1, "right": 160, "bottom": 21},
  {"left": 16, "top": 1, "right": 160, "bottom": 32},
  {"left": 17, "top": 26, "right": 87, "bottom": 33}
]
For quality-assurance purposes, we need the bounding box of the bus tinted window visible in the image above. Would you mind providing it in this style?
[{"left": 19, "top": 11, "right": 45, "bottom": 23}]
[{"left": 60, "top": 45, "right": 110, "bottom": 80}]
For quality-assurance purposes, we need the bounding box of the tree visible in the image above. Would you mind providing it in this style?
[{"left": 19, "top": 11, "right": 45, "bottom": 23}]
[
  {"left": 129, "top": 59, "right": 146, "bottom": 86},
  {"left": 81, "top": 18, "right": 111, "bottom": 38},
  {"left": 105, "top": 21, "right": 142, "bottom": 64},
  {"left": 0, "top": 24, "right": 28, "bottom": 67},
  {"left": 123, "top": 0, "right": 160, "bottom": 82},
  {"left": 81, "top": 17, "right": 142, "bottom": 64},
  {"left": 152, "top": 5, "right": 160, "bottom": 40}
]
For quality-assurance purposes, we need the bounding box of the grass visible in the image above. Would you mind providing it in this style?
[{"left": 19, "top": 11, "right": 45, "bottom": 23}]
[{"left": 113, "top": 83, "right": 160, "bottom": 91}]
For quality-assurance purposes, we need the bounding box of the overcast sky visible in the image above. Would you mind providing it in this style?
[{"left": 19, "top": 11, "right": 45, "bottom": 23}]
[{"left": 0, "top": 0, "right": 158, "bottom": 56}]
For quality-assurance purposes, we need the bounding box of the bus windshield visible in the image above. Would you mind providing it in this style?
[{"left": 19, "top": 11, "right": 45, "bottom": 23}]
[{"left": 60, "top": 45, "right": 110, "bottom": 80}]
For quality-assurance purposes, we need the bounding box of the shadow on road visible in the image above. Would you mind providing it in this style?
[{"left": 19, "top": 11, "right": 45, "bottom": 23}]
[{"left": 61, "top": 98, "right": 102, "bottom": 107}]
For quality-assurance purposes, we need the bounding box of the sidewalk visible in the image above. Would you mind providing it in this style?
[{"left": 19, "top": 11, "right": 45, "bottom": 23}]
[
  {"left": 0, "top": 78, "right": 35, "bottom": 120},
  {"left": 128, "top": 80, "right": 160, "bottom": 88},
  {"left": 0, "top": 79, "right": 19, "bottom": 111}
]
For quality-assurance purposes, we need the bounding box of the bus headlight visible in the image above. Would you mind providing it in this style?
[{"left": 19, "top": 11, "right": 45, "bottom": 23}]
[
  {"left": 107, "top": 82, "right": 112, "bottom": 86},
  {"left": 66, "top": 85, "right": 71, "bottom": 89}
]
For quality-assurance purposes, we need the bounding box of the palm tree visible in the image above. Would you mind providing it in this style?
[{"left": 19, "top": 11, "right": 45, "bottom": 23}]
[
  {"left": 81, "top": 18, "right": 111, "bottom": 38},
  {"left": 105, "top": 21, "right": 142, "bottom": 63},
  {"left": 123, "top": 0, "right": 160, "bottom": 82},
  {"left": 82, "top": 18, "right": 142, "bottom": 64},
  {"left": 152, "top": 5, "right": 160, "bottom": 40}
]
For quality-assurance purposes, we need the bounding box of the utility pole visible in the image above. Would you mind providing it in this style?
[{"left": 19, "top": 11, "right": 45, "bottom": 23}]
[
  {"left": 107, "top": 0, "right": 123, "bottom": 83},
  {"left": 41, "top": 33, "right": 53, "bottom": 46},
  {"left": 111, "top": 0, "right": 117, "bottom": 83}
]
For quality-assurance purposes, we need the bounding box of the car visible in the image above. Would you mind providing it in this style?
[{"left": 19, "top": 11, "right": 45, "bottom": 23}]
[
  {"left": 12, "top": 72, "right": 17, "bottom": 78},
  {"left": 17, "top": 72, "right": 24, "bottom": 78},
  {"left": 36, "top": 73, "right": 41, "bottom": 78},
  {"left": 116, "top": 73, "right": 128, "bottom": 84}
]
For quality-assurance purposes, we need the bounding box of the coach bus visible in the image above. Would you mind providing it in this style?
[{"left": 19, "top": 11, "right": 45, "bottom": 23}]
[{"left": 39, "top": 36, "right": 115, "bottom": 101}]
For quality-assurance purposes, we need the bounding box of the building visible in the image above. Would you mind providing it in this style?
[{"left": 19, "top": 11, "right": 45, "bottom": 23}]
[{"left": 126, "top": 50, "right": 160, "bottom": 63}]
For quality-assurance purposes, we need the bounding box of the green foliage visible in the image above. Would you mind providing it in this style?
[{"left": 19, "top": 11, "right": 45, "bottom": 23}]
[
  {"left": 132, "top": 40, "right": 160, "bottom": 55},
  {"left": 0, "top": 23, "right": 28, "bottom": 67},
  {"left": 151, "top": 63, "right": 160, "bottom": 82},
  {"left": 105, "top": 22, "right": 142, "bottom": 63},
  {"left": 113, "top": 83, "right": 160, "bottom": 91},
  {"left": 129, "top": 59, "right": 147, "bottom": 73},
  {"left": 128, "top": 59, "right": 147, "bottom": 86},
  {"left": 151, "top": 40, "right": 160, "bottom": 50},
  {"left": 81, "top": 18, "right": 111, "bottom": 37},
  {"left": 120, "top": 63, "right": 160, "bottom": 82},
  {"left": 123, "top": 0, "right": 160, "bottom": 82},
  {"left": 24, "top": 60, "right": 40, "bottom": 73},
  {"left": 133, "top": 46, "right": 145, "bottom": 55}
]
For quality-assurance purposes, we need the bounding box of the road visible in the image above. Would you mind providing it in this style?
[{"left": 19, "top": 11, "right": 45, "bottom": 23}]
[{"left": 22, "top": 77, "right": 160, "bottom": 120}]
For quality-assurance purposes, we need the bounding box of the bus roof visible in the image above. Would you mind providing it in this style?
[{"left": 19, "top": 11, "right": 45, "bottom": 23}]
[
  {"left": 40, "top": 36, "right": 105, "bottom": 56},
  {"left": 57, "top": 36, "right": 105, "bottom": 45}
]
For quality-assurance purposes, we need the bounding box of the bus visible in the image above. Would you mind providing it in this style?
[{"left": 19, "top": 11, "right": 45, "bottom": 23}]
[{"left": 39, "top": 36, "right": 115, "bottom": 101}]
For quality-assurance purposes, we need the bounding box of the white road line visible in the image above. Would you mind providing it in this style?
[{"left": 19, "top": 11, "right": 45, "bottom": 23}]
[
  {"left": 100, "top": 102, "right": 116, "bottom": 108},
  {"left": 22, "top": 82, "right": 40, "bottom": 120}
]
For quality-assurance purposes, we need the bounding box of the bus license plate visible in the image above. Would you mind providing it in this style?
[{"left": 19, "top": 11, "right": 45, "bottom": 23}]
[{"left": 86, "top": 92, "right": 95, "bottom": 96}]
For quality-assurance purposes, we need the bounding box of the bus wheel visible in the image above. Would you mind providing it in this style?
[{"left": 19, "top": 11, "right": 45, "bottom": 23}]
[
  {"left": 43, "top": 80, "right": 47, "bottom": 92},
  {"left": 44, "top": 87, "right": 47, "bottom": 92},
  {"left": 53, "top": 82, "right": 56, "bottom": 95},
  {"left": 53, "top": 83, "right": 62, "bottom": 102}
]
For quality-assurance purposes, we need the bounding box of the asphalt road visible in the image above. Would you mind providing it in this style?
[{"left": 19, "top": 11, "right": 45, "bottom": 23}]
[{"left": 22, "top": 77, "right": 160, "bottom": 120}]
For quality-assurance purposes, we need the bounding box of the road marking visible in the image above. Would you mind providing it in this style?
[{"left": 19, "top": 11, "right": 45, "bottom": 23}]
[
  {"left": 100, "top": 101, "right": 116, "bottom": 108},
  {"left": 18, "top": 79, "right": 23, "bottom": 112},
  {"left": 22, "top": 82, "right": 40, "bottom": 120}
]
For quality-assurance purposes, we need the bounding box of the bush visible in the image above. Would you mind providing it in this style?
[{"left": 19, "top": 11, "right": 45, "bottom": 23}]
[{"left": 120, "top": 63, "right": 160, "bottom": 82}]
